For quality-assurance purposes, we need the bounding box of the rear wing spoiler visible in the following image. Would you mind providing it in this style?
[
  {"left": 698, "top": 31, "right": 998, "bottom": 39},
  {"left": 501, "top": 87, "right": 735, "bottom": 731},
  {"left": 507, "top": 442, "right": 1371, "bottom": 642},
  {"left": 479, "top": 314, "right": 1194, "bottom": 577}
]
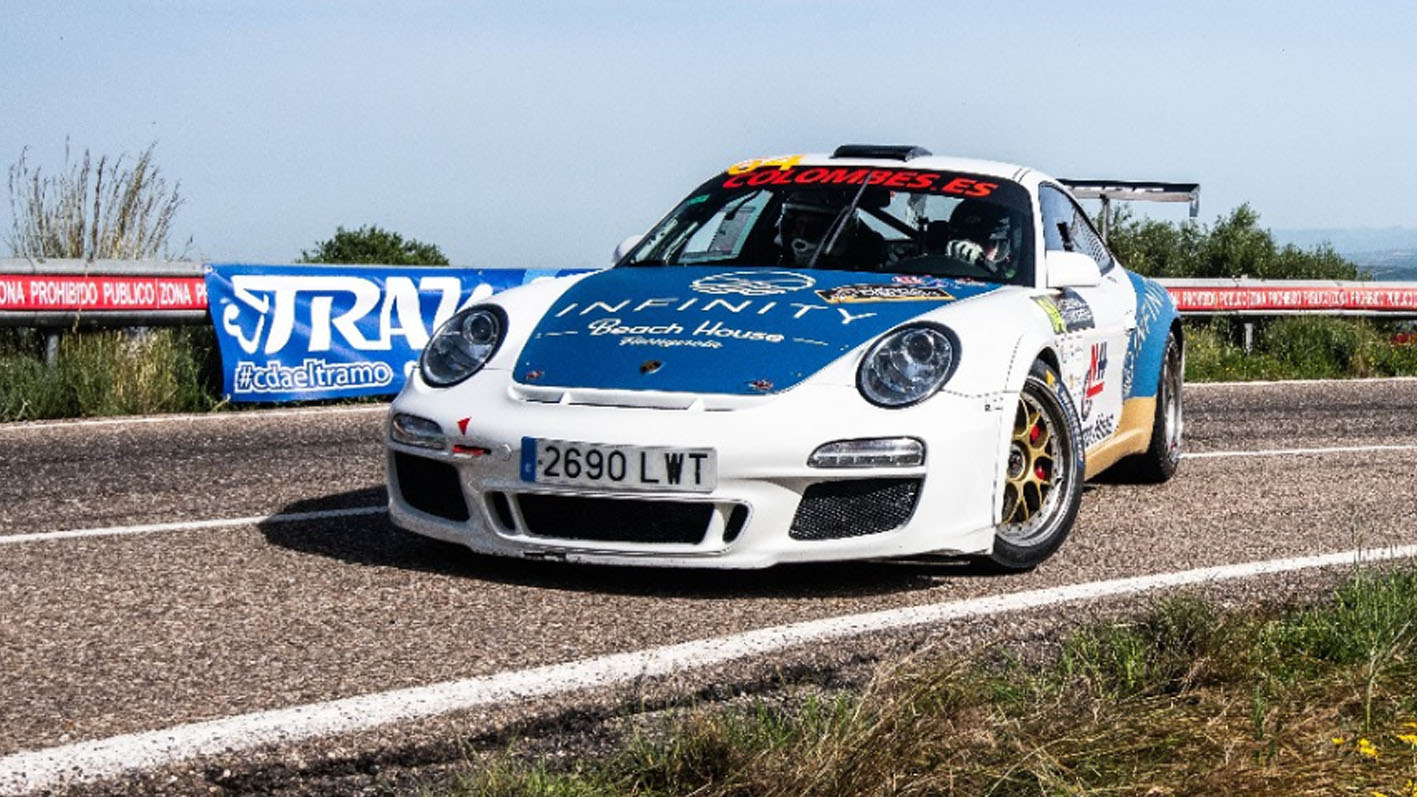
[{"left": 1057, "top": 179, "right": 1201, "bottom": 241}]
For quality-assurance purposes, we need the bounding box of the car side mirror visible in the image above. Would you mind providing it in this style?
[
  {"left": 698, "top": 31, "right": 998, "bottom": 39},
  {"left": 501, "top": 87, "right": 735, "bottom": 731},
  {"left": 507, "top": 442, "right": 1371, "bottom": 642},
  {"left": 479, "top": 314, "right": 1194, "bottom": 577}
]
[
  {"left": 1045, "top": 250, "right": 1102, "bottom": 288},
  {"left": 612, "top": 234, "right": 643, "bottom": 264}
]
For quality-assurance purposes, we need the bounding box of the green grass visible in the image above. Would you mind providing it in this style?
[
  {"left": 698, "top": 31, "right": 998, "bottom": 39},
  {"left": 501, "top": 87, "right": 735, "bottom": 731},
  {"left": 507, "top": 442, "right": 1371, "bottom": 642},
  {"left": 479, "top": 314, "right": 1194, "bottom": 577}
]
[
  {"left": 0, "top": 327, "right": 222, "bottom": 421},
  {"left": 1185, "top": 317, "right": 1417, "bottom": 382},
  {"left": 0, "top": 316, "right": 1413, "bottom": 422},
  {"left": 445, "top": 567, "right": 1417, "bottom": 796}
]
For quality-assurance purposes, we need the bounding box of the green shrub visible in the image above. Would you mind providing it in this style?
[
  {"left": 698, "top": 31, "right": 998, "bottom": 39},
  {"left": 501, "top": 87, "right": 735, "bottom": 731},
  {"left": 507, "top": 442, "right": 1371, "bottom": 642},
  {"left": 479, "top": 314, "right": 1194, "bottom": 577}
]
[
  {"left": 0, "top": 328, "right": 220, "bottom": 421},
  {"left": 1183, "top": 317, "right": 1417, "bottom": 381},
  {"left": 1107, "top": 204, "right": 1361, "bottom": 281}
]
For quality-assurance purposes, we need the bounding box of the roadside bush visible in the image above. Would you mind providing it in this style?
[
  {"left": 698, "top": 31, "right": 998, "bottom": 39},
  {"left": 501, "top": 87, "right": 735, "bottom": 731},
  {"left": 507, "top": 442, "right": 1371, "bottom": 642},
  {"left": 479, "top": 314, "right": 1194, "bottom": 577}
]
[
  {"left": 0, "top": 328, "right": 220, "bottom": 421},
  {"left": 1106, "top": 204, "right": 1361, "bottom": 281},
  {"left": 1184, "top": 317, "right": 1417, "bottom": 381}
]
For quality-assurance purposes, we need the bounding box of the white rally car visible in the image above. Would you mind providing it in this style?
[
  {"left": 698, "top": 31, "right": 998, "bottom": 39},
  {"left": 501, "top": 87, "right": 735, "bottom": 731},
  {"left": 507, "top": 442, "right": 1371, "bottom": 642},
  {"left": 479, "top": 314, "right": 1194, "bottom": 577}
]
[{"left": 386, "top": 145, "right": 1183, "bottom": 569}]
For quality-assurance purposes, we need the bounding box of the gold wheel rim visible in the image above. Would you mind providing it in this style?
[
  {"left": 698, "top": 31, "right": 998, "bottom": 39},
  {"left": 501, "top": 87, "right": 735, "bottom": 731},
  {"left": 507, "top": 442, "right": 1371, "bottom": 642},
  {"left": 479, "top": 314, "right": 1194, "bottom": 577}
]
[{"left": 1001, "top": 393, "right": 1058, "bottom": 531}]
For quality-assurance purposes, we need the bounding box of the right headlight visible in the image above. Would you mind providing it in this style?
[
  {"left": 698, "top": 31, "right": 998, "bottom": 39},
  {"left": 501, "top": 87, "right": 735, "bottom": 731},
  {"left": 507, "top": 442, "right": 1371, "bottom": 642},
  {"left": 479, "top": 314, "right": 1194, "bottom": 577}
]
[
  {"left": 420, "top": 305, "right": 507, "bottom": 387},
  {"left": 857, "top": 323, "right": 960, "bottom": 407}
]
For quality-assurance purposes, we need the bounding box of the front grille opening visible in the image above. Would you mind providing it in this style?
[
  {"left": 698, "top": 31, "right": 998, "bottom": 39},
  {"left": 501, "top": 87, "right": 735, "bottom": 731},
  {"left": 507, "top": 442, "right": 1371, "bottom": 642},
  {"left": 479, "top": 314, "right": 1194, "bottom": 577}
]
[
  {"left": 723, "top": 504, "right": 750, "bottom": 543},
  {"left": 515, "top": 494, "right": 711, "bottom": 545},
  {"left": 486, "top": 492, "right": 516, "bottom": 531},
  {"left": 393, "top": 452, "right": 470, "bottom": 522},
  {"left": 789, "top": 478, "right": 921, "bottom": 541}
]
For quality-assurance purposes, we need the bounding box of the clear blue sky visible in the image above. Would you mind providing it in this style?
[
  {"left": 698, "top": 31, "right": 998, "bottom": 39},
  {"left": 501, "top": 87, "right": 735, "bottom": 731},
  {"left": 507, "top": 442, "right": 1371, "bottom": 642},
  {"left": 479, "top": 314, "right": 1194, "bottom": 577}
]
[{"left": 4, "top": 1, "right": 1415, "bottom": 267}]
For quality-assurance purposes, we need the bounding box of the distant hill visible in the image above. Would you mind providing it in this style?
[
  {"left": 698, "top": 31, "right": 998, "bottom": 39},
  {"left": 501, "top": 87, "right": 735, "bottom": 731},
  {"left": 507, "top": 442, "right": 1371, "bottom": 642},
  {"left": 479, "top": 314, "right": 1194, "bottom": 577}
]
[
  {"left": 1350, "top": 252, "right": 1417, "bottom": 281},
  {"left": 1270, "top": 227, "right": 1417, "bottom": 280}
]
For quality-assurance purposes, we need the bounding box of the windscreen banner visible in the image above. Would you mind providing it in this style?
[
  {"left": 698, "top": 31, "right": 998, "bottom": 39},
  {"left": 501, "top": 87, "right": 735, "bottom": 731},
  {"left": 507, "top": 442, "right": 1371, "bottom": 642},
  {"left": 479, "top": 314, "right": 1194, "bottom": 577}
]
[{"left": 205, "top": 263, "right": 590, "bottom": 402}]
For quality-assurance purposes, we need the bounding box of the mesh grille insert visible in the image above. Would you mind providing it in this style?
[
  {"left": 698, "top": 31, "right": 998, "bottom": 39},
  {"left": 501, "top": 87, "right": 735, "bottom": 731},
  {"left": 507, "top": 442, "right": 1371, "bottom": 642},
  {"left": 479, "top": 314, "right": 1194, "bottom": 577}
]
[
  {"left": 789, "top": 478, "right": 921, "bottom": 541},
  {"left": 516, "top": 494, "right": 711, "bottom": 544},
  {"left": 393, "top": 452, "right": 469, "bottom": 522},
  {"left": 487, "top": 492, "right": 516, "bottom": 531}
]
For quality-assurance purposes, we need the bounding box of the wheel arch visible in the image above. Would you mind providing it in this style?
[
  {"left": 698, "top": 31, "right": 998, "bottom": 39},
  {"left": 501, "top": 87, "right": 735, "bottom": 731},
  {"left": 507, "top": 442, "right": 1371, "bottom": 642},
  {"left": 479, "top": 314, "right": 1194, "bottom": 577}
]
[
  {"left": 1002, "top": 332, "right": 1063, "bottom": 395},
  {"left": 991, "top": 336, "right": 1066, "bottom": 533}
]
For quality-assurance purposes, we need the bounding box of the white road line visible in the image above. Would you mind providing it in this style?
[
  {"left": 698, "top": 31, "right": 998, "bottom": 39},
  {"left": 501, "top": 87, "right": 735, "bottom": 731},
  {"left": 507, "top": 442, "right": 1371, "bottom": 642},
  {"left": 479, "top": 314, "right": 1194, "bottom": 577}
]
[
  {"left": 3, "top": 544, "right": 1415, "bottom": 793},
  {"left": 1185, "top": 444, "right": 1417, "bottom": 459},
  {"left": 0, "top": 404, "right": 387, "bottom": 433},
  {"left": 0, "top": 506, "right": 386, "bottom": 545},
  {"left": 3, "top": 442, "right": 1413, "bottom": 547},
  {"left": 1187, "top": 375, "right": 1417, "bottom": 388}
]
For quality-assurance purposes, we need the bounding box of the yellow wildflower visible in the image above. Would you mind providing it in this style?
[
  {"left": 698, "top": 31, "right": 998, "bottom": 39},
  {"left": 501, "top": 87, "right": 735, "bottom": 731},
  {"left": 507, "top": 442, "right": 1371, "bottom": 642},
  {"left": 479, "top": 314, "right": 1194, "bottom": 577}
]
[
  {"left": 1397, "top": 733, "right": 1417, "bottom": 749},
  {"left": 1333, "top": 736, "right": 1348, "bottom": 745},
  {"left": 1357, "top": 737, "right": 1379, "bottom": 758}
]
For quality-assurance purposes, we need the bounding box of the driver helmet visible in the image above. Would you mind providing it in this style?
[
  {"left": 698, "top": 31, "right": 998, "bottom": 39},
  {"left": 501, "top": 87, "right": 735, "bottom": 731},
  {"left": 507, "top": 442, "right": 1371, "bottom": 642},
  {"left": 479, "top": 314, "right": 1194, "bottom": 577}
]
[
  {"left": 776, "top": 190, "right": 853, "bottom": 266},
  {"left": 950, "top": 199, "right": 1015, "bottom": 270}
]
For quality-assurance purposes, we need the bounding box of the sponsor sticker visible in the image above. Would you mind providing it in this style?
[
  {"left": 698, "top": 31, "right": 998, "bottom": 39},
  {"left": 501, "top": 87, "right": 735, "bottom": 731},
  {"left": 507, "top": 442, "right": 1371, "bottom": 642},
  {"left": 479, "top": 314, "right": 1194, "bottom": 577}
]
[
  {"left": 725, "top": 155, "right": 805, "bottom": 175},
  {"left": 1082, "top": 342, "right": 1108, "bottom": 419},
  {"left": 1057, "top": 289, "right": 1095, "bottom": 332},
  {"left": 1082, "top": 412, "right": 1116, "bottom": 448},
  {"left": 690, "top": 270, "right": 815, "bottom": 296},
  {"left": 720, "top": 166, "right": 999, "bottom": 197},
  {"left": 814, "top": 284, "right": 955, "bottom": 304},
  {"left": 1033, "top": 296, "right": 1066, "bottom": 335}
]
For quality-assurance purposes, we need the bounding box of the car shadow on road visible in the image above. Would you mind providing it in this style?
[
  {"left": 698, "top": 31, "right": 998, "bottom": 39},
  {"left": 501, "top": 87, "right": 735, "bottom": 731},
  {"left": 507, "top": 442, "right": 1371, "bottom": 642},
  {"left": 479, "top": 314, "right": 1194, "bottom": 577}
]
[{"left": 259, "top": 487, "right": 1016, "bottom": 599}]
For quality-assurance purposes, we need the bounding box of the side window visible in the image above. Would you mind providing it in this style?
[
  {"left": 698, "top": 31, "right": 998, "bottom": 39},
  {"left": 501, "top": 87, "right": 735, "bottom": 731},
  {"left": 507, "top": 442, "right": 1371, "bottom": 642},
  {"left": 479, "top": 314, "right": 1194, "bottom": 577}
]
[
  {"left": 1039, "top": 185, "right": 1115, "bottom": 272},
  {"left": 1039, "top": 187, "right": 1073, "bottom": 253}
]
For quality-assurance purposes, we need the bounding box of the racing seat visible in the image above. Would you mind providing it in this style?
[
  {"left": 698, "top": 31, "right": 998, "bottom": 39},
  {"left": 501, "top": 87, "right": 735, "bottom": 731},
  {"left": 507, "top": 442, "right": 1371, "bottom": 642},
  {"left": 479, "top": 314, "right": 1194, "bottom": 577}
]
[{"left": 925, "top": 220, "right": 953, "bottom": 254}]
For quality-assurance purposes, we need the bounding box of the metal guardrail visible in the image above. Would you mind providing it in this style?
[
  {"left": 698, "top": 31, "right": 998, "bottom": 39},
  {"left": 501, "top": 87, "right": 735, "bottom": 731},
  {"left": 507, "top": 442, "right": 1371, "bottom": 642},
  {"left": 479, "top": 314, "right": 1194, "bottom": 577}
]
[
  {"left": 3, "top": 260, "right": 1416, "bottom": 328},
  {"left": 0, "top": 258, "right": 207, "bottom": 328},
  {"left": 1162, "top": 278, "right": 1417, "bottom": 318}
]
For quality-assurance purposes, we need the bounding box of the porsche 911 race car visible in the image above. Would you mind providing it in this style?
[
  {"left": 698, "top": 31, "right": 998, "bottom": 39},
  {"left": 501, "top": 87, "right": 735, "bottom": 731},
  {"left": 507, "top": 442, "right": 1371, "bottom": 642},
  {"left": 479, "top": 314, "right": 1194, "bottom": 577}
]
[{"left": 386, "top": 145, "right": 1183, "bottom": 569}]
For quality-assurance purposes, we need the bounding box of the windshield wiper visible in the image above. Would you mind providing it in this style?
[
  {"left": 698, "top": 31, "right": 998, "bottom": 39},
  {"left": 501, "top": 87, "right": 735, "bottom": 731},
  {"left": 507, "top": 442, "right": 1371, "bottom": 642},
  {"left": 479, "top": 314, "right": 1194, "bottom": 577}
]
[{"left": 808, "top": 172, "right": 874, "bottom": 270}]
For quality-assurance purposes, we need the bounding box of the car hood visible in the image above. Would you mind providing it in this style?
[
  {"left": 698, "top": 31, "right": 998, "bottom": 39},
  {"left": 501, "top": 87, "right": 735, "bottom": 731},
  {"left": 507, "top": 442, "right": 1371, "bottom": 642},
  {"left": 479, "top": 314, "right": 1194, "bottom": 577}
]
[{"left": 513, "top": 266, "right": 1004, "bottom": 395}]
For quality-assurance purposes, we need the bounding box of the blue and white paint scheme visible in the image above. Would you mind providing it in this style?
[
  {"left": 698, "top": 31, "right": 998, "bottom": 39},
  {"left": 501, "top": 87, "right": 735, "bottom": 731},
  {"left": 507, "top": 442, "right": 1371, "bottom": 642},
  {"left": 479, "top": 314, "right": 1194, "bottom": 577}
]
[
  {"left": 385, "top": 148, "right": 1185, "bottom": 570},
  {"left": 514, "top": 267, "right": 1002, "bottom": 395}
]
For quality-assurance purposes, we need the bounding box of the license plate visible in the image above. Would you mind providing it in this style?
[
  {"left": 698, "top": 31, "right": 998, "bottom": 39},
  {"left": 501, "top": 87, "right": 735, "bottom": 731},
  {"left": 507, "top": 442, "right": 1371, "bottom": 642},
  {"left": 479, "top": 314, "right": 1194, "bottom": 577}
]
[{"left": 520, "top": 437, "right": 716, "bottom": 493}]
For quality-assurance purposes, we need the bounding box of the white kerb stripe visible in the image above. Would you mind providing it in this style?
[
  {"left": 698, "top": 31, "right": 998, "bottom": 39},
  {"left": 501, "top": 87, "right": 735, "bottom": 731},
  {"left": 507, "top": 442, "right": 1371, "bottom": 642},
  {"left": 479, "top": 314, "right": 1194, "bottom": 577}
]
[
  {"left": 0, "top": 403, "right": 387, "bottom": 433},
  {"left": 3, "top": 442, "right": 1414, "bottom": 547},
  {"left": 2, "top": 544, "right": 1415, "bottom": 793},
  {"left": 0, "top": 507, "right": 386, "bottom": 545},
  {"left": 1184, "top": 443, "right": 1417, "bottom": 459},
  {"left": 1186, "top": 376, "right": 1417, "bottom": 388}
]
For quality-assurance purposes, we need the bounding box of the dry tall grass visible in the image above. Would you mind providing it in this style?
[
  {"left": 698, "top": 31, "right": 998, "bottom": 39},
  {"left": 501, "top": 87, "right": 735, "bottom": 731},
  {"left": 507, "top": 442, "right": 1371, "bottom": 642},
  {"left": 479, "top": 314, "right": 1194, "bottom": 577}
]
[
  {"left": 6, "top": 141, "right": 187, "bottom": 259},
  {"left": 451, "top": 570, "right": 1417, "bottom": 796}
]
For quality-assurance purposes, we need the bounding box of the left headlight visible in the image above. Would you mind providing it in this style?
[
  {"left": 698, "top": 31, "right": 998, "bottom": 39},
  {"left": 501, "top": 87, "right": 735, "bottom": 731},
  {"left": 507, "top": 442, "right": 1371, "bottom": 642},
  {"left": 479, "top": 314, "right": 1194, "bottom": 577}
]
[
  {"left": 857, "top": 323, "right": 960, "bottom": 407},
  {"left": 420, "top": 305, "right": 507, "bottom": 387}
]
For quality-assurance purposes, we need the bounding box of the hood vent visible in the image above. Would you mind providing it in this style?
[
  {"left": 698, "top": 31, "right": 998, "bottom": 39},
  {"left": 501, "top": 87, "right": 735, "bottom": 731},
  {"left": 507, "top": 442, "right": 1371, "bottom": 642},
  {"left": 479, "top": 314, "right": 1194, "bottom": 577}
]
[{"left": 510, "top": 384, "right": 764, "bottom": 411}]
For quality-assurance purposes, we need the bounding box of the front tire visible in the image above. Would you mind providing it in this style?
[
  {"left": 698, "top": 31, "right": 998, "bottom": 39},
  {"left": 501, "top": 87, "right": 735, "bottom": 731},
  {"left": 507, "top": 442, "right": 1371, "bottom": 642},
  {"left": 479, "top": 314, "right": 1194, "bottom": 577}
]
[{"left": 988, "top": 360, "right": 1085, "bottom": 570}]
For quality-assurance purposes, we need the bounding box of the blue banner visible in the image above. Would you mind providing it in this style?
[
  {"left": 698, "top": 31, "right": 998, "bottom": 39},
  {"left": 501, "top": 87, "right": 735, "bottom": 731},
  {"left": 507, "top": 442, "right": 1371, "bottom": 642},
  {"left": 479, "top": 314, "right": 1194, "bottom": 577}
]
[{"left": 205, "top": 263, "right": 590, "bottom": 402}]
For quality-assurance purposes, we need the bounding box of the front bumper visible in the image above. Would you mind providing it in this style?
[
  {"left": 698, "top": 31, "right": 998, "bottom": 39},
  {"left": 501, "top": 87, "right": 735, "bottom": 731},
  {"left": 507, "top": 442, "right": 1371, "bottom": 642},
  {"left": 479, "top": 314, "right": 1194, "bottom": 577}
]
[{"left": 386, "top": 373, "right": 1008, "bottom": 568}]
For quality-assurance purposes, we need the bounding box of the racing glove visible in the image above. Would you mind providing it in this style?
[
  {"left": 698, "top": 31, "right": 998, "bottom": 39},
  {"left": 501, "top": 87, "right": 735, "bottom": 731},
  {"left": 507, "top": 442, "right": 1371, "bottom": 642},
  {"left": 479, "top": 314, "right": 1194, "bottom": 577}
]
[{"left": 945, "top": 239, "right": 984, "bottom": 264}]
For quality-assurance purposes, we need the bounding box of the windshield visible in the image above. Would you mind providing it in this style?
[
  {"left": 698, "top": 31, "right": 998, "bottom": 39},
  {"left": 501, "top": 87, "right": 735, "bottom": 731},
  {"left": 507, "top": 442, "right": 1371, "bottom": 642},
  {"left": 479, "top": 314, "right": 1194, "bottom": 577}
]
[{"left": 622, "top": 164, "right": 1036, "bottom": 285}]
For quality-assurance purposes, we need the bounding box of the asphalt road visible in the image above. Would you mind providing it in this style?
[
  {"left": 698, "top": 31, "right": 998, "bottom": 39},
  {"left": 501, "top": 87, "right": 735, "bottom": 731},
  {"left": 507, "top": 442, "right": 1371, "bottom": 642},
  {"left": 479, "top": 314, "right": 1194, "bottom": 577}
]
[{"left": 0, "top": 379, "right": 1415, "bottom": 784}]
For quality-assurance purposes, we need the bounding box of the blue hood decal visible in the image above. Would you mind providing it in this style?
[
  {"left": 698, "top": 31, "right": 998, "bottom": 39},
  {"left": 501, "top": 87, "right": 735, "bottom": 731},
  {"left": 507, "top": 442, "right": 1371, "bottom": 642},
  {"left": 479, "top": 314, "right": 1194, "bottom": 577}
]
[{"left": 515, "top": 266, "right": 1003, "bottom": 394}]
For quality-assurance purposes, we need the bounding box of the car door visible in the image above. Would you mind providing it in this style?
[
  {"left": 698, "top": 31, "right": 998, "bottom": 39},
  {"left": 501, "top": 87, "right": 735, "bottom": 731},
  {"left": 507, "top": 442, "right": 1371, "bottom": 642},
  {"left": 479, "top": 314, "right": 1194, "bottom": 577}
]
[{"left": 1038, "top": 185, "right": 1135, "bottom": 450}]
